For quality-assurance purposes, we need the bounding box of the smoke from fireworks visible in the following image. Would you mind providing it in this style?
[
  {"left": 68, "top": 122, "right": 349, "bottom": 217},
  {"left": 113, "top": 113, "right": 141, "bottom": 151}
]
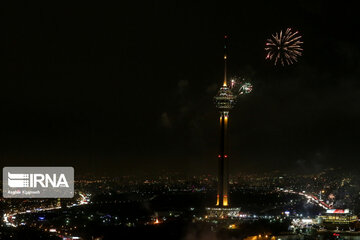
[{"left": 265, "top": 28, "right": 303, "bottom": 66}]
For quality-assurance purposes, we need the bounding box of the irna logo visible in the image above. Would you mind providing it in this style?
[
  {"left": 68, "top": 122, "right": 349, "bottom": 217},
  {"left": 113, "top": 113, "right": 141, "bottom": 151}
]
[
  {"left": 8, "top": 172, "right": 69, "bottom": 188},
  {"left": 3, "top": 167, "right": 74, "bottom": 198}
]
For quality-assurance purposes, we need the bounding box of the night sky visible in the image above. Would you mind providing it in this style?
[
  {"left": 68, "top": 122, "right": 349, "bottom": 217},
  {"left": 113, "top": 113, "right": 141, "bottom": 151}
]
[{"left": 1, "top": 1, "right": 360, "bottom": 176}]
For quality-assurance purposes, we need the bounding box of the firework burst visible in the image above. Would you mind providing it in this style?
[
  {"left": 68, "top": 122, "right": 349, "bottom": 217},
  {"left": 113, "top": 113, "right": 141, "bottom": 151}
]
[
  {"left": 239, "top": 82, "right": 253, "bottom": 95},
  {"left": 265, "top": 28, "right": 303, "bottom": 66},
  {"left": 229, "top": 77, "right": 253, "bottom": 96}
]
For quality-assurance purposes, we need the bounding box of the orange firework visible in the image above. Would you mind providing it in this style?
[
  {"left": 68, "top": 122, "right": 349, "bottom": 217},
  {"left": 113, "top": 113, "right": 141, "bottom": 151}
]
[{"left": 265, "top": 28, "right": 303, "bottom": 66}]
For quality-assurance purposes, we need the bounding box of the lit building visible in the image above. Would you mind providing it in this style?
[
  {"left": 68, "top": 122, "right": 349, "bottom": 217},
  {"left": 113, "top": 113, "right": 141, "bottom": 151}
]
[{"left": 319, "top": 209, "right": 358, "bottom": 230}]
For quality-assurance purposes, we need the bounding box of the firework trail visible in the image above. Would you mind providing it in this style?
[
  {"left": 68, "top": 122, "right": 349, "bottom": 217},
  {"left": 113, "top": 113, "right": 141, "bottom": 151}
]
[{"left": 265, "top": 28, "right": 303, "bottom": 66}]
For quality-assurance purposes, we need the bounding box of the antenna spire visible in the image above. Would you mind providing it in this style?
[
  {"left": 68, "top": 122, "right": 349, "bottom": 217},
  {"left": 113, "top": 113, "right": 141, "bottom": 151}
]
[{"left": 223, "top": 35, "right": 228, "bottom": 87}]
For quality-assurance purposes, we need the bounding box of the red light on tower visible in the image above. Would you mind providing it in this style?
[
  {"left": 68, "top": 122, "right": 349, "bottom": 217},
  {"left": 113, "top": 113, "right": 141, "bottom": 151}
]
[{"left": 224, "top": 155, "right": 228, "bottom": 158}]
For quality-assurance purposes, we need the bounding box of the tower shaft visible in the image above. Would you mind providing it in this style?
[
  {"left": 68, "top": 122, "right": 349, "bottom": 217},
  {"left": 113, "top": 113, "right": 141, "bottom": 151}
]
[{"left": 217, "top": 111, "right": 229, "bottom": 206}]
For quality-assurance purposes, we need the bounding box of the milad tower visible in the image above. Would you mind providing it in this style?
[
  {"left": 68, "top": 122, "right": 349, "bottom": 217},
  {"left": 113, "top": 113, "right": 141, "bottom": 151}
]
[
  {"left": 214, "top": 35, "right": 236, "bottom": 208},
  {"left": 205, "top": 35, "right": 252, "bottom": 218}
]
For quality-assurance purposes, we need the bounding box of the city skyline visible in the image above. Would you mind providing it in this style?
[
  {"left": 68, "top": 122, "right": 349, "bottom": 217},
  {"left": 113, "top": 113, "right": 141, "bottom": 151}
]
[{"left": 1, "top": 1, "right": 360, "bottom": 176}]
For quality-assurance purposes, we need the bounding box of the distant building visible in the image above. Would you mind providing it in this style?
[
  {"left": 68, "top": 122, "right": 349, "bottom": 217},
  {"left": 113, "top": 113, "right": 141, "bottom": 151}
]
[{"left": 319, "top": 209, "right": 358, "bottom": 230}]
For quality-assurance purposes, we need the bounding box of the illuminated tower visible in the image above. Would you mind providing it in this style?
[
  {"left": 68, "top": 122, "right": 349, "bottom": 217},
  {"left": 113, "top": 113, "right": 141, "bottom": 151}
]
[{"left": 214, "top": 35, "right": 236, "bottom": 207}]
